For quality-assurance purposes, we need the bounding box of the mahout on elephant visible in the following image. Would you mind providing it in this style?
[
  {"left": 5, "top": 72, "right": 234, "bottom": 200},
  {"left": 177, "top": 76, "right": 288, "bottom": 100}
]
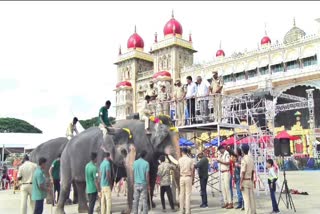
[{"left": 55, "top": 126, "right": 133, "bottom": 214}]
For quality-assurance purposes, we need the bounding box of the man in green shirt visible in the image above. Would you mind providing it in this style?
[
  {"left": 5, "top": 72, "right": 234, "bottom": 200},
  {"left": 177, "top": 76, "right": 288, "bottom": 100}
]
[
  {"left": 49, "top": 154, "right": 61, "bottom": 205},
  {"left": 32, "top": 157, "right": 47, "bottom": 214},
  {"left": 99, "top": 100, "right": 112, "bottom": 141},
  {"left": 133, "top": 150, "right": 150, "bottom": 214},
  {"left": 99, "top": 152, "right": 112, "bottom": 214},
  {"left": 195, "top": 152, "right": 209, "bottom": 208},
  {"left": 85, "top": 152, "right": 100, "bottom": 214}
]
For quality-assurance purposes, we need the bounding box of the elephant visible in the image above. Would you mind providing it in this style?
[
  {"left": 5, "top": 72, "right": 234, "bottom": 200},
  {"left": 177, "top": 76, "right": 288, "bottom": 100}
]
[
  {"left": 55, "top": 126, "right": 133, "bottom": 214},
  {"left": 29, "top": 137, "right": 71, "bottom": 204}
]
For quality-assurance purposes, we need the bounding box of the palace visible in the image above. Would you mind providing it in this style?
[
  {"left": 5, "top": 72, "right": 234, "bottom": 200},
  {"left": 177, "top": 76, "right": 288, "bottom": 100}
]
[{"left": 114, "top": 13, "right": 320, "bottom": 157}]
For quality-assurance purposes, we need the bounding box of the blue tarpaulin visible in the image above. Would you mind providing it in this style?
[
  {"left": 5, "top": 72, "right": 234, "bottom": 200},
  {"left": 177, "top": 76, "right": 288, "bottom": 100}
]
[
  {"left": 204, "top": 138, "right": 223, "bottom": 147},
  {"left": 179, "top": 138, "right": 194, "bottom": 147}
]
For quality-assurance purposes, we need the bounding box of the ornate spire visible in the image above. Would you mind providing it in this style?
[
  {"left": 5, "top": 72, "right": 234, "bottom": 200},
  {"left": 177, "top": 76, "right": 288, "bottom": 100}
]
[
  {"left": 134, "top": 25, "right": 136, "bottom": 33},
  {"left": 172, "top": 9, "right": 174, "bottom": 18},
  {"left": 154, "top": 32, "right": 158, "bottom": 43},
  {"left": 189, "top": 31, "right": 192, "bottom": 42},
  {"left": 293, "top": 17, "right": 296, "bottom": 27},
  {"left": 264, "top": 22, "right": 267, "bottom": 35},
  {"left": 219, "top": 40, "right": 222, "bottom": 49},
  {"left": 118, "top": 45, "right": 122, "bottom": 55}
]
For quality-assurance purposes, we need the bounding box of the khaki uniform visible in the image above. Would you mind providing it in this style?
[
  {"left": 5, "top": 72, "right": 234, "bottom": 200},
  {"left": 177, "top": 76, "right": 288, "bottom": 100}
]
[
  {"left": 140, "top": 100, "right": 153, "bottom": 130},
  {"left": 218, "top": 151, "right": 232, "bottom": 205},
  {"left": 178, "top": 155, "right": 194, "bottom": 214},
  {"left": 66, "top": 122, "right": 79, "bottom": 140},
  {"left": 146, "top": 86, "right": 157, "bottom": 113},
  {"left": 173, "top": 85, "right": 186, "bottom": 126},
  {"left": 157, "top": 90, "right": 170, "bottom": 116},
  {"left": 211, "top": 78, "right": 223, "bottom": 122},
  {"left": 18, "top": 161, "right": 37, "bottom": 214},
  {"left": 241, "top": 155, "right": 256, "bottom": 214}
]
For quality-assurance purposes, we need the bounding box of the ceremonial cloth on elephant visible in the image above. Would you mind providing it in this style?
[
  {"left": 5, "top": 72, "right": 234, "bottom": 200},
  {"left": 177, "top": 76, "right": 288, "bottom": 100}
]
[
  {"left": 31, "top": 167, "right": 46, "bottom": 201},
  {"left": 85, "top": 161, "right": 98, "bottom": 194},
  {"left": 100, "top": 159, "right": 111, "bottom": 187},
  {"left": 133, "top": 158, "right": 149, "bottom": 185}
]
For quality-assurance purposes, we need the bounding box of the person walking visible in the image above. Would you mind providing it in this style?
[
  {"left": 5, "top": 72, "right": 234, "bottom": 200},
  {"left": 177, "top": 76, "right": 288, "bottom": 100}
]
[
  {"left": 66, "top": 117, "right": 79, "bottom": 140},
  {"left": 85, "top": 152, "right": 100, "bottom": 214},
  {"left": 195, "top": 152, "right": 209, "bottom": 208},
  {"left": 240, "top": 144, "right": 256, "bottom": 214},
  {"left": 185, "top": 76, "right": 197, "bottom": 124},
  {"left": 178, "top": 148, "right": 194, "bottom": 214},
  {"left": 18, "top": 155, "right": 37, "bottom": 214},
  {"left": 214, "top": 145, "right": 233, "bottom": 209},
  {"left": 234, "top": 148, "right": 244, "bottom": 210},
  {"left": 267, "top": 159, "right": 280, "bottom": 214},
  {"left": 210, "top": 71, "right": 223, "bottom": 122},
  {"left": 49, "top": 154, "right": 61, "bottom": 205},
  {"left": 99, "top": 100, "right": 113, "bottom": 141},
  {"left": 133, "top": 150, "right": 150, "bottom": 214},
  {"left": 196, "top": 76, "right": 210, "bottom": 123},
  {"left": 173, "top": 79, "right": 186, "bottom": 126},
  {"left": 99, "top": 152, "right": 112, "bottom": 214},
  {"left": 32, "top": 157, "right": 47, "bottom": 214},
  {"left": 157, "top": 155, "right": 177, "bottom": 212}
]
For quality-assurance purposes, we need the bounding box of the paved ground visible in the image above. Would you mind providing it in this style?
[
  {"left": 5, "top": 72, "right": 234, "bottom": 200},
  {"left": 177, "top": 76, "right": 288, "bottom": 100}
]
[{"left": 1, "top": 171, "right": 319, "bottom": 214}]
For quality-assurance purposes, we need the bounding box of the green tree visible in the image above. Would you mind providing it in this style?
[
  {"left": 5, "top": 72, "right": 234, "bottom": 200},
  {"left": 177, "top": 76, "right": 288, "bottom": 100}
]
[
  {"left": 0, "top": 118, "right": 42, "bottom": 133},
  {"left": 79, "top": 116, "right": 116, "bottom": 129}
]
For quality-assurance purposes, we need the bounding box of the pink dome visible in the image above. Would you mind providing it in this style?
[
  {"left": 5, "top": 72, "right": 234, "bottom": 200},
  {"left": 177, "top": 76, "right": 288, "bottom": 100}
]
[
  {"left": 216, "top": 49, "right": 225, "bottom": 57},
  {"left": 163, "top": 13, "right": 183, "bottom": 36},
  {"left": 153, "top": 71, "right": 171, "bottom": 79},
  {"left": 127, "top": 27, "right": 144, "bottom": 49},
  {"left": 116, "top": 81, "right": 132, "bottom": 88},
  {"left": 261, "top": 36, "right": 271, "bottom": 45}
]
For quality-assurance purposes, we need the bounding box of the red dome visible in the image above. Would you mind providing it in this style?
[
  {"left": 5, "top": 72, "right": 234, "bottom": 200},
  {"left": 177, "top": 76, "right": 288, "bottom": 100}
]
[
  {"left": 116, "top": 81, "right": 132, "bottom": 88},
  {"left": 261, "top": 36, "right": 271, "bottom": 45},
  {"left": 127, "top": 27, "right": 144, "bottom": 49},
  {"left": 153, "top": 71, "right": 171, "bottom": 79},
  {"left": 216, "top": 49, "right": 225, "bottom": 57},
  {"left": 163, "top": 15, "right": 183, "bottom": 36}
]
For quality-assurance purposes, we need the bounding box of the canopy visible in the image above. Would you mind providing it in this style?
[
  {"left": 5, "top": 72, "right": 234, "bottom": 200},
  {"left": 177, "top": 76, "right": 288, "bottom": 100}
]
[
  {"left": 221, "top": 136, "right": 236, "bottom": 146},
  {"left": 237, "top": 136, "right": 256, "bottom": 144},
  {"left": 204, "top": 137, "right": 223, "bottom": 148},
  {"left": 179, "top": 138, "right": 194, "bottom": 147},
  {"left": 275, "top": 131, "right": 300, "bottom": 140}
]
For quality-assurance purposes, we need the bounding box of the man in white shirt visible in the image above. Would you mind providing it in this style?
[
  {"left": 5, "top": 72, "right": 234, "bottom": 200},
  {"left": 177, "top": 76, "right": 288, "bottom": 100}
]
[
  {"left": 196, "top": 76, "right": 210, "bottom": 123},
  {"left": 185, "top": 76, "right": 197, "bottom": 124}
]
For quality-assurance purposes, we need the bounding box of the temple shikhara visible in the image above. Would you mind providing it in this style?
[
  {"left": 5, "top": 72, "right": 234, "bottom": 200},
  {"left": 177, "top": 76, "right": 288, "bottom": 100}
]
[{"left": 114, "top": 12, "right": 320, "bottom": 158}]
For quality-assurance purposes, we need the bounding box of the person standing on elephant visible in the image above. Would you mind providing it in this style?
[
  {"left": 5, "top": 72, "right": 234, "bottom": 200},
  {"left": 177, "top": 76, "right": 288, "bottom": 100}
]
[
  {"left": 178, "top": 148, "right": 195, "bottom": 214},
  {"left": 157, "top": 85, "right": 171, "bottom": 116},
  {"left": 85, "top": 152, "right": 100, "bottom": 214},
  {"left": 32, "top": 157, "right": 47, "bottom": 214},
  {"left": 210, "top": 71, "right": 223, "bottom": 122},
  {"left": 66, "top": 117, "right": 79, "bottom": 140},
  {"left": 49, "top": 154, "right": 61, "bottom": 205},
  {"left": 173, "top": 79, "right": 186, "bottom": 127},
  {"left": 157, "top": 155, "right": 177, "bottom": 212},
  {"left": 133, "top": 150, "right": 150, "bottom": 214},
  {"left": 99, "top": 152, "right": 112, "bottom": 214},
  {"left": 99, "top": 101, "right": 112, "bottom": 141},
  {"left": 18, "top": 154, "right": 37, "bottom": 214},
  {"left": 195, "top": 152, "right": 209, "bottom": 208},
  {"left": 140, "top": 95, "right": 154, "bottom": 135}
]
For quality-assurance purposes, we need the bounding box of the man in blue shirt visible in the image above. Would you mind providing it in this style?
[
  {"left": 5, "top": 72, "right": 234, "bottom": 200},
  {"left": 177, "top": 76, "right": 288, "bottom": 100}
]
[
  {"left": 99, "top": 152, "right": 112, "bottom": 214},
  {"left": 133, "top": 150, "right": 150, "bottom": 214},
  {"left": 32, "top": 157, "right": 47, "bottom": 214}
]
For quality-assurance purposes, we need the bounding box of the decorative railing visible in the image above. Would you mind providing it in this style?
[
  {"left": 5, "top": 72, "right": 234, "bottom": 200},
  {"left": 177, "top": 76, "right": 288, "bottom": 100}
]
[{"left": 137, "top": 70, "right": 154, "bottom": 79}]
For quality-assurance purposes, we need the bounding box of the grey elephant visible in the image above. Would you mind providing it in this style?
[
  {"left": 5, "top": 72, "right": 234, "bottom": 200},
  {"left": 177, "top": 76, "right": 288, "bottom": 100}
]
[
  {"left": 29, "top": 137, "right": 70, "bottom": 204},
  {"left": 55, "top": 126, "right": 133, "bottom": 214}
]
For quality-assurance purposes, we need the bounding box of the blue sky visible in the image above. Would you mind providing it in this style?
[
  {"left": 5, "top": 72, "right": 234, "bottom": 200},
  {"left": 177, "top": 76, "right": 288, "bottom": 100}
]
[{"left": 1, "top": 1, "right": 320, "bottom": 136}]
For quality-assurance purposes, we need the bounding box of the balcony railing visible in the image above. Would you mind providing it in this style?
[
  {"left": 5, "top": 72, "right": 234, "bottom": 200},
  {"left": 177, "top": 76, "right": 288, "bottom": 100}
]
[{"left": 137, "top": 70, "right": 153, "bottom": 79}]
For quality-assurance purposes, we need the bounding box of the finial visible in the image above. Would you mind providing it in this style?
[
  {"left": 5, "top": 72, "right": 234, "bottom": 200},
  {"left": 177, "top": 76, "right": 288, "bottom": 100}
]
[
  {"left": 154, "top": 32, "right": 158, "bottom": 43},
  {"left": 118, "top": 45, "right": 122, "bottom": 55},
  {"left": 134, "top": 25, "right": 136, "bottom": 33},
  {"left": 219, "top": 40, "right": 222, "bottom": 49},
  {"left": 189, "top": 32, "right": 192, "bottom": 42},
  {"left": 172, "top": 9, "right": 174, "bottom": 18},
  {"left": 293, "top": 17, "right": 296, "bottom": 27},
  {"left": 264, "top": 22, "right": 267, "bottom": 35}
]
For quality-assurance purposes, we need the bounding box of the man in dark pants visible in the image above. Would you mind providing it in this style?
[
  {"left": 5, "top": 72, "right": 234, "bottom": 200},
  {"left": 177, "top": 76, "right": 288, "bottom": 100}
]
[
  {"left": 157, "top": 155, "right": 177, "bottom": 212},
  {"left": 185, "top": 76, "right": 197, "bottom": 124},
  {"left": 85, "top": 152, "right": 100, "bottom": 214},
  {"left": 32, "top": 157, "right": 47, "bottom": 214},
  {"left": 49, "top": 154, "right": 61, "bottom": 205},
  {"left": 195, "top": 152, "right": 209, "bottom": 208}
]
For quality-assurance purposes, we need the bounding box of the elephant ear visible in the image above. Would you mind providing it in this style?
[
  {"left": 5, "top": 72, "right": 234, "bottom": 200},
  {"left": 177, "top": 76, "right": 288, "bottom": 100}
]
[{"left": 109, "top": 128, "right": 133, "bottom": 145}]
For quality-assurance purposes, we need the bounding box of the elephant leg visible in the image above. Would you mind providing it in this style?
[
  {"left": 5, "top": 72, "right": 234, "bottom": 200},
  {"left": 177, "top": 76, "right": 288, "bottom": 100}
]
[
  {"left": 173, "top": 169, "right": 180, "bottom": 206},
  {"left": 75, "top": 181, "right": 88, "bottom": 213},
  {"left": 149, "top": 166, "right": 157, "bottom": 209},
  {"left": 72, "top": 181, "right": 78, "bottom": 204},
  {"left": 55, "top": 176, "right": 71, "bottom": 214}
]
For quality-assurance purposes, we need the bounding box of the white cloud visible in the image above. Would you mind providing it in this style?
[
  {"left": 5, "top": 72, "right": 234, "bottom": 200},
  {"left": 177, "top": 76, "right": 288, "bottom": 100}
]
[{"left": 0, "top": 1, "right": 320, "bottom": 136}]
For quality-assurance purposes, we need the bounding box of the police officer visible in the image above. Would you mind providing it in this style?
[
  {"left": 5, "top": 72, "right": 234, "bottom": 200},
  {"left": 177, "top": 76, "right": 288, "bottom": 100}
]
[
  {"left": 210, "top": 71, "right": 223, "bottom": 122},
  {"left": 173, "top": 79, "right": 186, "bottom": 126},
  {"left": 240, "top": 144, "right": 256, "bottom": 214},
  {"left": 145, "top": 81, "right": 158, "bottom": 101},
  {"left": 157, "top": 85, "right": 171, "bottom": 116}
]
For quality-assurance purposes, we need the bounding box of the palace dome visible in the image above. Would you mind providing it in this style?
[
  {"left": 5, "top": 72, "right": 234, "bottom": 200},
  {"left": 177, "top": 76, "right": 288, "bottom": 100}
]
[
  {"left": 127, "top": 26, "right": 144, "bottom": 49},
  {"left": 283, "top": 19, "right": 306, "bottom": 45},
  {"left": 163, "top": 12, "right": 183, "bottom": 36},
  {"left": 153, "top": 71, "right": 171, "bottom": 80},
  {"left": 116, "top": 81, "right": 132, "bottom": 88},
  {"left": 261, "top": 36, "right": 271, "bottom": 45},
  {"left": 216, "top": 49, "right": 225, "bottom": 57}
]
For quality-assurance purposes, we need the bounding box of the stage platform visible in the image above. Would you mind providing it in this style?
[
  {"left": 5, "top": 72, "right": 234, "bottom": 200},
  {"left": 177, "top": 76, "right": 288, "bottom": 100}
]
[{"left": 177, "top": 122, "right": 250, "bottom": 133}]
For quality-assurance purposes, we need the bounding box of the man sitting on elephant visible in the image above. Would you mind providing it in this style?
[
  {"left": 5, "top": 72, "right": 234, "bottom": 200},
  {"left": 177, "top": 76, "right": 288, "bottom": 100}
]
[
  {"left": 99, "top": 100, "right": 113, "bottom": 140},
  {"left": 66, "top": 117, "right": 79, "bottom": 140},
  {"left": 140, "top": 95, "right": 153, "bottom": 135}
]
